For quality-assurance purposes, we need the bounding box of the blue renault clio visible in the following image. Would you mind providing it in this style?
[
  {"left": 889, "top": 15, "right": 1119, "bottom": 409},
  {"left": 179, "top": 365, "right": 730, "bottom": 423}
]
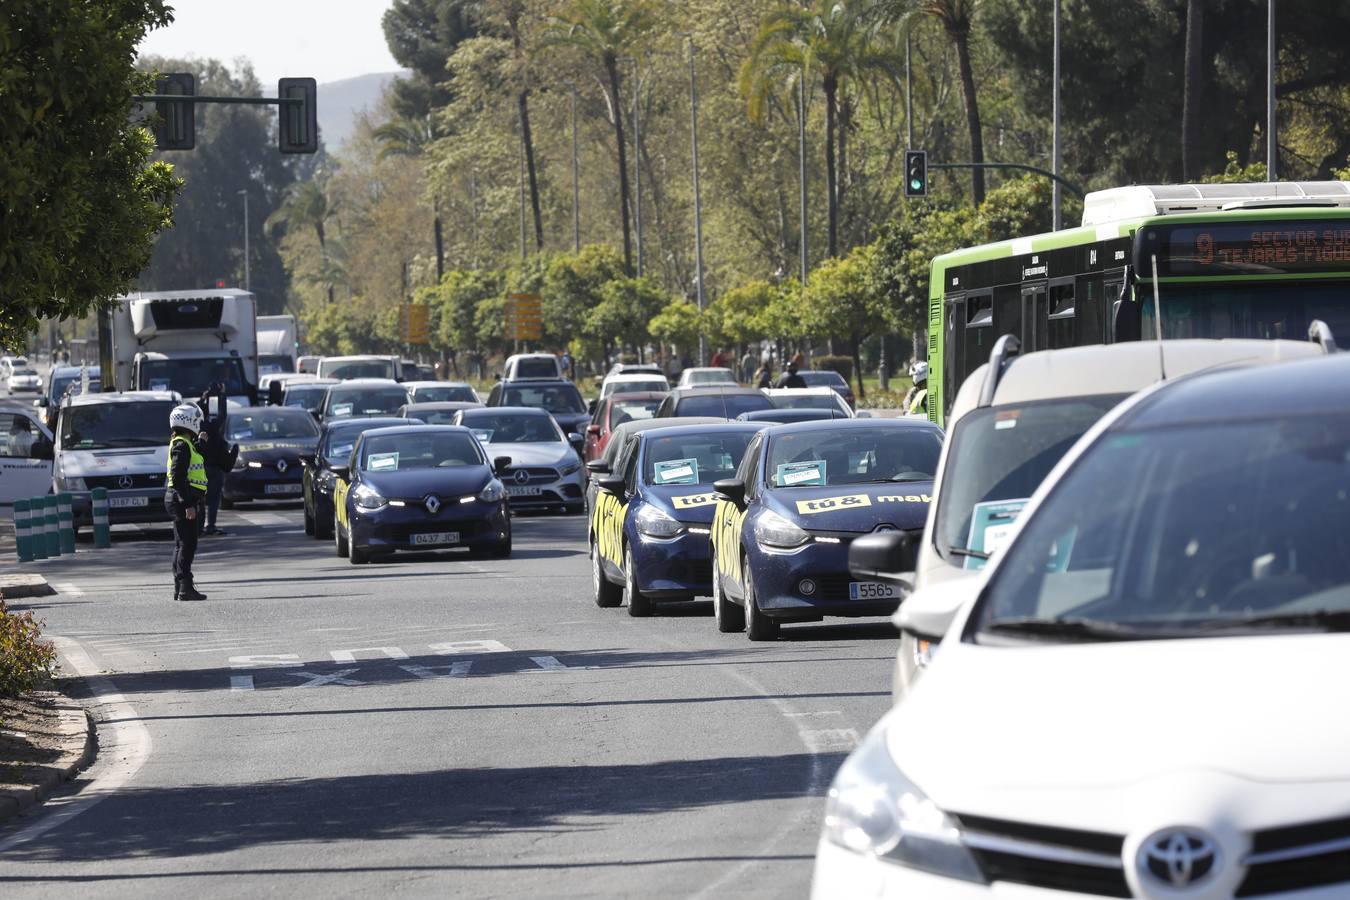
[
  {"left": 590, "top": 422, "right": 765, "bottom": 616},
  {"left": 710, "top": 418, "right": 943, "bottom": 640}
]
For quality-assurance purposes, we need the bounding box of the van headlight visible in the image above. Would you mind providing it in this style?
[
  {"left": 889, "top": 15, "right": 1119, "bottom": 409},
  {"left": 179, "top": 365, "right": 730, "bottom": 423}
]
[
  {"left": 823, "top": 725, "right": 985, "bottom": 883},
  {"left": 477, "top": 479, "right": 506, "bottom": 503},
  {"left": 635, "top": 505, "right": 684, "bottom": 538},
  {"left": 755, "top": 509, "right": 809, "bottom": 549},
  {"left": 353, "top": 485, "right": 387, "bottom": 510},
  {"left": 57, "top": 475, "right": 87, "bottom": 492}
]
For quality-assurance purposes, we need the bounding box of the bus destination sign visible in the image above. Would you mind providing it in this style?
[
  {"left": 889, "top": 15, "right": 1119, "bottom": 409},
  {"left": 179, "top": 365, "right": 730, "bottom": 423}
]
[{"left": 1140, "top": 221, "right": 1350, "bottom": 277}]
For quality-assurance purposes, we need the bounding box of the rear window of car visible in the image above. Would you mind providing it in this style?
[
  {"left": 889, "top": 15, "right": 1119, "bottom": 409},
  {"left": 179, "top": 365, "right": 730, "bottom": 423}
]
[
  {"left": 609, "top": 398, "right": 662, "bottom": 429},
  {"left": 676, "top": 394, "right": 772, "bottom": 418},
  {"left": 514, "top": 358, "right": 559, "bottom": 378},
  {"left": 801, "top": 371, "right": 847, "bottom": 388}
]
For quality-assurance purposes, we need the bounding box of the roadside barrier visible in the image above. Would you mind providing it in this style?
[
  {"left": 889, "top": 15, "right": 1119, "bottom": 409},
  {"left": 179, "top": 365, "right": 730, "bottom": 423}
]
[
  {"left": 43, "top": 496, "right": 60, "bottom": 558},
  {"left": 57, "top": 492, "right": 75, "bottom": 555},
  {"left": 14, "top": 499, "right": 34, "bottom": 563},
  {"left": 91, "top": 488, "right": 111, "bottom": 549},
  {"left": 29, "top": 498, "right": 47, "bottom": 560}
]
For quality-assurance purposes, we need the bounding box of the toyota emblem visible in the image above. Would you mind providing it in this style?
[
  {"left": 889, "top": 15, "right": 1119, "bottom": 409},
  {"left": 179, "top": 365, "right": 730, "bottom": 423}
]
[
  {"left": 513, "top": 469, "right": 531, "bottom": 485},
  {"left": 1138, "top": 828, "right": 1219, "bottom": 889},
  {"left": 117, "top": 475, "right": 134, "bottom": 489},
  {"left": 276, "top": 458, "right": 288, "bottom": 474},
  {"left": 424, "top": 495, "right": 441, "bottom": 515}
]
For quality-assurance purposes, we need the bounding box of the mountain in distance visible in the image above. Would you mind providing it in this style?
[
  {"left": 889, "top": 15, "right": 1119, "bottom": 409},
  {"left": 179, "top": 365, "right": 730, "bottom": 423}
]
[{"left": 318, "top": 70, "right": 406, "bottom": 151}]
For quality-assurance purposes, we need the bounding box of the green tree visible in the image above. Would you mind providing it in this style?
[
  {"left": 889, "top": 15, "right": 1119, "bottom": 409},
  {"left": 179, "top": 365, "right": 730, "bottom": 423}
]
[
  {"left": 710, "top": 280, "right": 775, "bottom": 347},
  {"left": 427, "top": 267, "right": 505, "bottom": 376},
  {"left": 587, "top": 275, "right": 669, "bottom": 357},
  {"left": 802, "top": 246, "right": 884, "bottom": 399},
  {"left": 382, "top": 0, "right": 480, "bottom": 119},
  {"left": 544, "top": 0, "right": 660, "bottom": 275},
  {"left": 1, "top": 0, "right": 179, "bottom": 350},
  {"left": 648, "top": 297, "right": 704, "bottom": 356},
  {"left": 543, "top": 244, "right": 626, "bottom": 350},
  {"left": 267, "top": 179, "right": 337, "bottom": 304}
]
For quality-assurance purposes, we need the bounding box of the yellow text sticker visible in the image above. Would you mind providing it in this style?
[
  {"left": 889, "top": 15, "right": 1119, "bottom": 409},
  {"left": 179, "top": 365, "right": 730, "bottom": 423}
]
[
  {"left": 672, "top": 493, "right": 718, "bottom": 509},
  {"left": 795, "top": 494, "right": 872, "bottom": 515}
]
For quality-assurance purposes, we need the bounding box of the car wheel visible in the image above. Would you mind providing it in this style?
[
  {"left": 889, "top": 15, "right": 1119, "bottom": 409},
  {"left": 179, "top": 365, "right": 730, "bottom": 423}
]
[
  {"left": 350, "top": 540, "right": 370, "bottom": 565},
  {"left": 713, "top": 562, "right": 745, "bottom": 633},
  {"left": 489, "top": 526, "right": 512, "bottom": 559},
  {"left": 625, "top": 545, "right": 652, "bottom": 618},
  {"left": 745, "top": 566, "right": 779, "bottom": 641},
  {"left": 335, "top": 511, "right": 349, "bottom": 558},
  {"left": 303, "top": 505, "right": 315, "bottom": 536},
  {"left": 591, "top": 538, "right": 622, "bottom": 608},
  {"left": 315, "top": 505, "right": 334, "bottom": 539}
]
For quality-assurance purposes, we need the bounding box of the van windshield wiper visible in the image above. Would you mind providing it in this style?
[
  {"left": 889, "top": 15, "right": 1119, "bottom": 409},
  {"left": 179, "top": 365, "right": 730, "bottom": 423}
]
[
  {"left": 1200, "top": 609, "right": 1350, "bottom": 633},
  {"left": 945, "top": 546, "right": 990, "bottom": 560},
  {"left": 984, "top": 616, "right": 1162, "bottom": 642}
]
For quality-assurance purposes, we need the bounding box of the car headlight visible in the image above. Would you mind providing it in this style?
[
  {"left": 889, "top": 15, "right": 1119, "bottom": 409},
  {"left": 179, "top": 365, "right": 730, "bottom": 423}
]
[
  {"left": 755, "top": 509, "right": 810, "bottom": 549},
  {"left": 560, "top": 460, "right": 582, "bottom": 477},
  {"left": 58, "top": 475, "right": 87, "bottom": 492},
  {"left": 232, "top": 457, "right": 247, "bottom": 471},
  {"left": 477, "top": 479, "right": 506, "bottom": 503},
  {"left": 824, "top": 725, "right": 985, "bottom": 883},
  {"left": 635, "top": 504, "right": 684, "bottom": 539},
  {"left": 352, "top": 484, "right": 387, "bottom": 510},
  {"left": 246, "top": 460, "right": 264, "bottom": 469}
]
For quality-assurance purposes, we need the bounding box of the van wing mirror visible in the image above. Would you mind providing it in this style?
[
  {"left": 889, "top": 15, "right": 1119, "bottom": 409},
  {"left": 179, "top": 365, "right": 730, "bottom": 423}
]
[
  {"left": 894, "top": 579, "right": 979, "bottom": 641},
  {"left": 849, "top": 532, "right": 917, "bottom": 586}
]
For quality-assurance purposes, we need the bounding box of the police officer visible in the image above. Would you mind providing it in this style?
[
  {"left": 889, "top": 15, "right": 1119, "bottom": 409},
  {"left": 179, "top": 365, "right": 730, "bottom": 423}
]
[
  {"left": 776, "top": 360, "right": 807, "bottom": 389},
  {"left": 904, "top": 362, "right": 929, "bottom": 416},
  {"left": 166, "top": 403, "right": 209, "bottom": 601}
]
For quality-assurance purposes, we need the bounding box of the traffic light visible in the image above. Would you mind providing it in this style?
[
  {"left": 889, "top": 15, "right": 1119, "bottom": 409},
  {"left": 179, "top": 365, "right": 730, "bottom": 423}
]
[
  {"left": 152, "top": 73, "right": 195, "bottom": 151},
  {"left": 904, "top": 149, "right": 928, "bottom": 198},
  {"left": 278, "top": 77, "right": 318, "bottom": 154}
]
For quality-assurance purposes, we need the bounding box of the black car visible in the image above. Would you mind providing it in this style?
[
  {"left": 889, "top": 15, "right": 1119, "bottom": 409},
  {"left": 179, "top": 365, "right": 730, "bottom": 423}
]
[
  {"left": 302, "top": 416, "right": 421, "bottom": 538},
  {"left": 397, "top": 401, "right": 484, "bottom": 425},
  {"left": 281, "top": 379, "right": 338, "bottom": 417},
  {"left": 736, "top": 408, "right": 848, "bottom": 424},
  {"left": 222, "top": 407, "right": 322, "bottom": 506},
  {"left": 655, "top": 387, "right": 774, "bottom": 419},
  {"left": 333, "top": 425, "right": 512, "bottom": 564},
  {"left": 318, "top": 379, "right": 410, "bottom": 422},
  {"left": 487, "top": 379, "right": 590, "bottom": 436}
]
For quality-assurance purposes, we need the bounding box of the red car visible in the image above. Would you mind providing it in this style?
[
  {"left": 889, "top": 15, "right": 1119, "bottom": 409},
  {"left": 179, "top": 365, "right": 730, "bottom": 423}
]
[{"left": 583, "top": 391, "right": 667, "bottom": 462}]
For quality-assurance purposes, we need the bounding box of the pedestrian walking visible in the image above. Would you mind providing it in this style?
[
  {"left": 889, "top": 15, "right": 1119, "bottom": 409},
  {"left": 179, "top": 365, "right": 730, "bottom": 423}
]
[
  {"left": 197, "top": 385, "right": 238, "bottom": 536},
  {"left": 739, "top": 349, "right": 755, "bottom": 384},
  {"left": 165, "top": 403, "right": 209, "bottom": 602}
]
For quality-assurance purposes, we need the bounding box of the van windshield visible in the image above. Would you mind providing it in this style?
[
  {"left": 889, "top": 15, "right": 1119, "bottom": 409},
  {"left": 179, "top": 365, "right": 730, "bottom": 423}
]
[
  {"left": 320, "top": 359, "right": 395, "bottom": 380},
  {"left": 61, "top": 401, "right": 176, "bottom": 450},
  {"left": 139, "top": 357, "right": 246, "bottom": 397}
]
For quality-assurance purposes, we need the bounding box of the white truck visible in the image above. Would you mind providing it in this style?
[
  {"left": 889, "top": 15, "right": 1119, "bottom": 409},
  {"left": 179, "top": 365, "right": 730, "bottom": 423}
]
[
  {"left": 102, "top": 289, "right": 259, "bottom": 406},
  {"left": 257, "top": 314, "right": 298, "bottom": 376}
]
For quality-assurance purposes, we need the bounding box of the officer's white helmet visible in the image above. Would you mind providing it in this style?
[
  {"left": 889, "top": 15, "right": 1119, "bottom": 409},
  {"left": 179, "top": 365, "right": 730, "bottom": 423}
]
[
  {"left": 911, "top": 362, "right": 928, "bottom": 385},
  {"left": 169, "top": 403, "right": 203, "bottom": 433}
]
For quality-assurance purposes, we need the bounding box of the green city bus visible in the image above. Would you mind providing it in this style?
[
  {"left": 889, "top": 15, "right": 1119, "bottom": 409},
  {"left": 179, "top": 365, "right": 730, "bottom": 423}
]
[{"left": 925, "top": 181, "right": 1350, "bottom": 425}]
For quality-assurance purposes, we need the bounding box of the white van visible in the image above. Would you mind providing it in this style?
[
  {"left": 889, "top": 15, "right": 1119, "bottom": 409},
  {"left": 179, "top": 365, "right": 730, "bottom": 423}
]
[
  {"left": 0, "top": 403, "right": 54, "bottom": 506},
  {"left": 502, "top": 353, "right": 563, "bottom": 381}
]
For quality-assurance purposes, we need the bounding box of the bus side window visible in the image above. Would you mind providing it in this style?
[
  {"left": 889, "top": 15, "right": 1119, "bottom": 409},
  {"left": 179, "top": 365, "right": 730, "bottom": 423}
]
[
  {"left": 1021, "top": 284, "right": 1048, "bottom": 352},
  {"left": 1048, "top": 280, "right": 1076, "bottom": 349},
  {"left": 944, "top": 295, "right": 964, "bottom": 408},
  {"left": 1078, "top": 275, "right": 1105, "bottom": 344},
  {"left": 963, "top": 294, "right": 993, "bottom": 388}
]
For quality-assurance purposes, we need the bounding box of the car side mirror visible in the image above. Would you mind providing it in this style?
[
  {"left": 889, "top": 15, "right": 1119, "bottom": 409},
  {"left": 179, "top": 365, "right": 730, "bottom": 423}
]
[
  {"left": 713, "top": 478, "right": 745, "bottom": 506},
  {"left": 267, "top": 381, "right": 284, "bottom": 406},
  {"left": 493, "top": 456, "right": 512, "bottom": 475},
  {"left": 36, "top": 397, "right": 49, "bottom": 408},
  {"left": 586, "top": 423, "right": 601, "bottom": 436},
  {"left": 331, "top": 465, "right": 350, "bottom": 481},
  {"left": 894, "top": 579, "right": 979, "bottom": 642},
  {"left": 588, "top": 399, "right": 598, "bottom": 414},
  {"left": 597, "top": 475, "right": 626, "bottom": 496},
  {"left": 31, "top": 437, "right": 54, "bottom": 461},
  {"left": 849, "top": 532, "right": 916, "bottom": 586},
  {"left": 568, "top": 433, "right": 585, "bottom": 451},
  {"left": 586, "top": 459, "right": 610, "bottom": 475}
]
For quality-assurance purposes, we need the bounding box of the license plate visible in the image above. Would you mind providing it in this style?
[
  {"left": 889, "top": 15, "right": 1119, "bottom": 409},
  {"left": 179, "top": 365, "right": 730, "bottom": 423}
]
[
  {"left": 506, "top": 485, "right": 542, "bottom": 496},
  {"left": 849, "top": 581, "right": 897, "bottom": 600},
  {"left": 109, "top": 496, "right": 149, "bottom": 508},
  {"left": 413, "top": 532, "right": 459, "bottom": 545},
  {"left": 265, "top": 483, "right": 303, "bottom": 495}
]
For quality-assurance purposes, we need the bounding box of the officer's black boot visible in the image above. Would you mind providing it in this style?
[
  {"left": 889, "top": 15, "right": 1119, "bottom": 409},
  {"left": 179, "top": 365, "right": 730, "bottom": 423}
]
[
  {"left": 180, "top": 579, "right": 207, "bottom": 602},
  {"left": 173, "top": 576, "right": 184, "bottom": 601}
]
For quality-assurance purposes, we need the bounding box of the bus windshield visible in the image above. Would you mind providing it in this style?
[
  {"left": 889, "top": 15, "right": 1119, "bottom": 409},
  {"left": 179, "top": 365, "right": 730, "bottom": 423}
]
[{"left": 1143, "top": 282, "right": 1350, "bottom": 348}]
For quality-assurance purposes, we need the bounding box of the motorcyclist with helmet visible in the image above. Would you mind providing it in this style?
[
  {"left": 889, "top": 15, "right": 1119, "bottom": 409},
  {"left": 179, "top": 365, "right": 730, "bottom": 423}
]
[
  {"left": 904, "top": 362, "right": 929, "bottom": 417},
  {"left": 166, "top": 403, "right": 209, "bottom": 601}
]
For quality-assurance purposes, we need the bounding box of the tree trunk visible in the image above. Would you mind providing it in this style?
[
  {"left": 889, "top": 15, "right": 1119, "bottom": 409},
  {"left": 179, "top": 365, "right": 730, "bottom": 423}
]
[
  {"left": 949, "top": 28, "right": 985, "bottom": 206},
  {"left": 606, "top": 56, "right": 635, "bottom": 276},
  {"left": 433, "top": 207, "right": 445, "bottom": 282},
  {"left": 1181, "top": 0, "right": 1205, "bottom": 181},
  {"left": 824, "top": 73, "right": 839, "bottom": 258},
  {"left": 851, "top": 332, "right": 865, "bottom": 402},
  {"left": 518, "top": 90, "right": 545, "bottom": 251}
]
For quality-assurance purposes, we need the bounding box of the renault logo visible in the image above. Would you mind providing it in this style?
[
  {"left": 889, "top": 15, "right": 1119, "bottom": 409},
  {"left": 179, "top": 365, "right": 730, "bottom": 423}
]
[
  {"left": 424, "top": 495, "right": 441, "bottom": 514},
  {"left": 276, "top": 458, "right": 288, "bottom": 474},
  {"left": 1138, "top": 828, "right": 1219, "bottom": 889},
  {"left": 117, "top": 475, "right": 134, "bottom": 489},
  {"left": 513, "top": 469, "right": 531, "bottom": 485}
]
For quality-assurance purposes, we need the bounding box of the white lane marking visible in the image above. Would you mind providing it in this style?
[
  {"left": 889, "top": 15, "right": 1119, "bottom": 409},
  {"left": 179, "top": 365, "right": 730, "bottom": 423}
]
[
  {"left": 309, "top": 627, "right": 361, "bottom": 632},
  {"left": 230, "top": 654, "right": 301, "bottom": 669},
  {"left": 801, "top": 728, "right": 860, "bottom": 753},
  {"left": 528, "top": 656, "right": 567, "bottom": 671},
  {"left": 50, "top": 582, "right": 85, "bottom": 597},
  {"left": 785, "top": 710, "right": 844, "bottom": 718},
  {"left": 230, "top": 675, "right": 255, "bottom": 692},
  {"left": 237, "top": 513, "right": 291, "bottom": 526},
  {"left": 0, "top": 636, "right": 152, "bottom": 853},
  {"left": 399, "top": 662, "right": 473, "bottom": 679},
  {"left": 285, "top": 669, "right": 362, "bottom": 687},
  {"left": 330, "top": 647, "right": 409, "bottom": 663},
  {"left": 165, "top": 647, "right": 250, "bottom": 654},
  {"left": 428, "top": 640, "right": 510, "bottom": 655}
]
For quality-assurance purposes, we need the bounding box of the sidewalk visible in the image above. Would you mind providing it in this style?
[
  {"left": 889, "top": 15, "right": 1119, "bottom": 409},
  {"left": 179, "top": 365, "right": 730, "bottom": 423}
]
[{"left": 0, "top": 689, "right": 96, "bottom": 825}]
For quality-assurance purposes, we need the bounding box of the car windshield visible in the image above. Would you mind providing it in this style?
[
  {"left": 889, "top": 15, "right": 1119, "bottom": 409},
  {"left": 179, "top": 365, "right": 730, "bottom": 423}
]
[
  {"left": 49, "top": 375, "right": 101, "bottom": 399},
  {"left": 412, "top": 385, "right": 477, "bottom": 403},
  {"left": 513, "top": 358, "right": 559, "bottom": 378},
  {"left": 61, "top": 401, "right": 176, "bottom": 450},
  {"left": 360, "top": 432, "right": 484, "bottom": 471},
  {"left": 770, "top": 393, "right": 843, "bottom": 411},
  {"left": 765, "top": 426, "right": 941, "bottom": 488},
  {"left": 408, "top": 408, "right": 462, "bottom": 425},
  {"left": 320, "top": 359, "right": 395, "bottom": 380},
  {"left": 465, "top": 414, "right": 560, "bottom": 443},
  {"left": 644, "top": 432, "right": 755, "bottom": 486},
  {"left": 139, "top": 357, "right": 246, "bottom": 396},
  {"left": 284, "top": 385, "right": 329, "bottom": 411},
  {"left": 227, "top": 408, "right": 320, "bottom": 442},
  {"left": 603, "top": 379, "right": 667, "bottom": 397},
  {"left": 800, "top": 371, "right": 846, "bottom": 388},
  {"left": 685, "top": 369, "right": 736, "bottom": 385},
  {"left": 677, "top": 394, "right": 772, "bottom": 418},
  {"left": 323, "top": 421, "right": 407, "bottom": 464},
  {"left": 609, "top": 398, "right": 662, "bottom": 429},
  {"left": 326, "top": 387, "right": 409, "bottom": 418},
  {"left": 974, "top": 411, "right": 1350, "bottom": 639},
  {"left": 502, "top": 384, "right": 584, "bottom": 414},
  {"left": 13, "top": 368, "right": 38, "bottom": 377},
  {"left": 934, "top": 395, "right": 1126, "bottom": 565}
]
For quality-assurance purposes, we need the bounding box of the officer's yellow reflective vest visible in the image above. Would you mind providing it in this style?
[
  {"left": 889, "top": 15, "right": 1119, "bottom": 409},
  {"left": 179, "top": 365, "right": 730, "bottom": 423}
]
[
  {"left": 167, "top": 434, "right": 209, "bottom": 493},
  {"left": 907, "top": 388, "right": 928, "bottom": 416}
]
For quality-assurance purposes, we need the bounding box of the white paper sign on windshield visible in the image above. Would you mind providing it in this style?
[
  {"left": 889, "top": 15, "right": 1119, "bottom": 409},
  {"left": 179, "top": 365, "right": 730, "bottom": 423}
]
[
  {"left": 331, "top": 403, "right": 354, "bottom": 417},
  {"left": 150, "top": 380, "right": 171, "bottom": 392},
  {"left": 654, "top": 458, "right": 699, "bottom": 485},
  {"left": 367, "top": 452, "right": 399, "bottom": 471},
  {"left": 471, "top": 429, "right": 494, "bottom": 443},
  {"left": 777, "top": 459, "right": 827, "bottom": 487}
]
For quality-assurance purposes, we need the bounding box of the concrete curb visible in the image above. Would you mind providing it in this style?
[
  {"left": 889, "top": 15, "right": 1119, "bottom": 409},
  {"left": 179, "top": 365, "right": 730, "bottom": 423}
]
[
  {"left": 0, "top": 693, "right": 97, "bottom": 825},
  {"left": 0, "top": 575, "right": 56, "bottom": 600}
]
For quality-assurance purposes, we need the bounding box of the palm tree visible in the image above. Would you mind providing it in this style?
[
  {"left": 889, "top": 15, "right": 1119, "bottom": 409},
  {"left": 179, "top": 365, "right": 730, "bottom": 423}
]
[
  {"left": 544, "top": 0, "right": 659, "bottom": 276},
  {"left": 266, "top": 179, "right": 336, "bottom": 303},
  {"left": 740, "top": 0, "right": 889, "bottom": 259},
  {"left": 1181, "top": 0, "right": 1204, "bottom": 180},
  {"left": 373, "top": 116, "right": 450, "bottom": 280}
]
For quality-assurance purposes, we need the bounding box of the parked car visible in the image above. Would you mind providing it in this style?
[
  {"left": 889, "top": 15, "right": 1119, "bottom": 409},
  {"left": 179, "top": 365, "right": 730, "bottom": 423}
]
[
  {"left": 583, "top": 391, "right": 666, "bottom": 463},
  {"left": 655, "top": 387, "right": 774, "bottom": 419}
]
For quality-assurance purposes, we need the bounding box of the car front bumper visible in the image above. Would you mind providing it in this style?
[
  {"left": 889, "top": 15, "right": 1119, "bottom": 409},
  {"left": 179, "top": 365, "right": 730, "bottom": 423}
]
[
  {"left": 750, "top": 539, "right": 899, "bottom": 620},
  {"left": 70, "top": 489, "right": 173, "bottom": 527},
  {"left": 350, "top": 499, "right": 510, "bottom": 552},
  {"left": 631, "top": 529, "right": 713, "bottom": 597},
  {"left": 504, "top": 469, "right": 586, "bottom": 510},
  {"left": 226, "top": 468, "right": 306, "bottom": 501}
]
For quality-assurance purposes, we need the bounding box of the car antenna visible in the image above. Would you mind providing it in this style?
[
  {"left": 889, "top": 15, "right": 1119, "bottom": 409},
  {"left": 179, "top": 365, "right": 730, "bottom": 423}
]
[{"left": 1151, "top": 253, "right": 1166, "bottom": 380}]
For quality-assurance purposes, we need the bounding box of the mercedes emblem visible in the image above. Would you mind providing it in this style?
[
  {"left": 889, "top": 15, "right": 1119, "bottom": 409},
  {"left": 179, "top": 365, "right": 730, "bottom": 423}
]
[
  {"left": 117, "top": 474, "right": 134, "bottom": 489},
  {"left": 1138, "top": 828, "right": 1219, "bottom": 889},
  {"left": 513, "top": 469, "right": 531, "bottom": 485}
]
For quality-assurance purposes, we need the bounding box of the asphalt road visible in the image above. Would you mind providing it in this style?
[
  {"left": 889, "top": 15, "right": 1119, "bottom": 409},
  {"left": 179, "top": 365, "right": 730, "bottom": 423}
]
[{"left": 0, "top": 502, "right": 894, "bottom": 897}]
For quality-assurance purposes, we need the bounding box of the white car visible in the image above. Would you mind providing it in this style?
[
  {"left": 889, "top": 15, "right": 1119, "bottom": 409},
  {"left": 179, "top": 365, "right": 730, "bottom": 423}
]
[
  {"left": 814, "top": 352, "right": 1350, "bottom": 899},
  {"left": 404, "top": 380, "right": 482, "bottom": 405},
  {"left": 452, "top": 407, "right": 586, "bottom": 514},
  {"left": 598, "top": 372, "right": 670, "bottom": 401},
  {"left": 676, "top": 367, "right": 738, "bottom": 388},
  {"left": 6, "top": 366, "right": 42, "bottom": 393},
  {"left": 761, "top": 386, "right": 854, "bottom": 417}
]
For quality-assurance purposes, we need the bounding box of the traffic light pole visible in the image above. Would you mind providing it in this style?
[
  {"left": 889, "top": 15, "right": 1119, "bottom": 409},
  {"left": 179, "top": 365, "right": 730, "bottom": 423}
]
[{"left": 930, "top": 162, "right": 1084, "bottom": 199}]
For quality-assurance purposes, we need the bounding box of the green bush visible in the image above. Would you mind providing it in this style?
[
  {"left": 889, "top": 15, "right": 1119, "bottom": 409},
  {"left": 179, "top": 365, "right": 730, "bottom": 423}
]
[
  {"left": 813, "top": 355, "right": 853, "bottom": 381},
  {"left": 0, "top": 600, "right": 57, "bottom": 698}
]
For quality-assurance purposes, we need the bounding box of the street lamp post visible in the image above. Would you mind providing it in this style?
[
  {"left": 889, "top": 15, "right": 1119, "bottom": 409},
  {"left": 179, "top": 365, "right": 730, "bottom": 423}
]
[
  {"left": 681, "top": 35, "right": 707, "bottom": 367},
  {"left": 237, "top": 188, "right": 250, "bottom": 291},
  {"left": 621, "top": 57, "right": 645, "bottom": 277},
  {"left": 1052, "top": 0, "right": 1062, "bottom": 231},
  {"left": 1267, "top": 0, "right": 1277, "bottom": 180},
  {"left": 568, "top": 84, "right": 580, "bottom": 253}
]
